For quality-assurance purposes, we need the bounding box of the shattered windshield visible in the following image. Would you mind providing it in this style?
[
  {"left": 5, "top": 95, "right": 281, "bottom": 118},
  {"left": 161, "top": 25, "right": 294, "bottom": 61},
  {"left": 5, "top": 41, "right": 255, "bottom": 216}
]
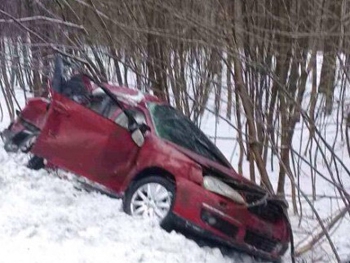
[{"left": 148, "top": 103, "right": 230, "bottom": 168}]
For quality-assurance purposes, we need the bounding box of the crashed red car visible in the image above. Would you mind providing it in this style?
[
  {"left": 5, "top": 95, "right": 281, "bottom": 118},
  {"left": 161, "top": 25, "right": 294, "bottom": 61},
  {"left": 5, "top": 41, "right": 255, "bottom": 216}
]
[{"left": 1, "top": 58, "right": 291, "bottom": 262}]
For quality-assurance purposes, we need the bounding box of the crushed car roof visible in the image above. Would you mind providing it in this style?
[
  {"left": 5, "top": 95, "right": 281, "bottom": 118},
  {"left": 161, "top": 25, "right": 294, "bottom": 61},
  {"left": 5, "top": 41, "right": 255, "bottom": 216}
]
[{"left": 102, "top": 83, "right": 161, "bottom": 106}]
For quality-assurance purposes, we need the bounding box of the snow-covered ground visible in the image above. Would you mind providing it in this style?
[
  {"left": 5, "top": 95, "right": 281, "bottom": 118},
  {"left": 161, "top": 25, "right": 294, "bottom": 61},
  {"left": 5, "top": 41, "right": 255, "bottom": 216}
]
[
  {"left": 1, "top": 81, "right": 350, "bottom": 262},
  {"left": 198, "top": 79, "right": 350, "bottom": 261},
  {"left": 0, "top": 96, "right": 263, "bottom": 263},
  {"left": 0, "top": 143, "right": 254, "bottom": 263}
]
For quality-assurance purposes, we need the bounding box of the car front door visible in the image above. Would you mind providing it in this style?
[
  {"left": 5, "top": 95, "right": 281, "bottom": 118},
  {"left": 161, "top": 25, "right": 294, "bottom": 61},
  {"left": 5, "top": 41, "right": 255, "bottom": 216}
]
[{"left": 32, "top": 91, "right": 140, "bottom": 190}]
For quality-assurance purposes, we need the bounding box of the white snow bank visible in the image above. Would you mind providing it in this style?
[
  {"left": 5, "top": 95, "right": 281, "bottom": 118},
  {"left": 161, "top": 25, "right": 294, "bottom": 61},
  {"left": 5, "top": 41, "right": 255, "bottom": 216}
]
[{"left": 0, "top": 143, "right": 263, "bottom": 263}]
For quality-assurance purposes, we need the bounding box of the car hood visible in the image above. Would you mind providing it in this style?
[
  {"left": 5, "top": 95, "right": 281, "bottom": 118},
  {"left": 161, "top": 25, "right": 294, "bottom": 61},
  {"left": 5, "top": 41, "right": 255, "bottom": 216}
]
[
  {"left": 165, "top": 140, "right": 258, "bottom": 186},
  {"left": 161, "top": 139, "right": 289, "bottom": 209}
]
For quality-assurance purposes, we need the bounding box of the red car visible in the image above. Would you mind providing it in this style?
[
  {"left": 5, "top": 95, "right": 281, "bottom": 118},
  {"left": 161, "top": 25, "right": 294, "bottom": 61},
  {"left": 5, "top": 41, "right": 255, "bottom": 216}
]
[{"left": 1, "top": 57, "right": 290, "bottom": 262}]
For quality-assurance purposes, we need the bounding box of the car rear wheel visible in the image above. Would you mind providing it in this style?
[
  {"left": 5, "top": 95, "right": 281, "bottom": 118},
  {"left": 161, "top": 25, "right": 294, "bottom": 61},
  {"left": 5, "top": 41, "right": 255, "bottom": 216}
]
[{"left": 123, "top": 176, "right": 175, "bottom": 223}]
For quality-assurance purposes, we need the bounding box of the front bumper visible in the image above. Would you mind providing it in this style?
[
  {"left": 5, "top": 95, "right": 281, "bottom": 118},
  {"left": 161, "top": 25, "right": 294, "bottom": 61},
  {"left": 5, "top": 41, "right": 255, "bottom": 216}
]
[
  {"left": 166, "top": 212, "right": 284, "bottom": 262},
  {"left": 171, "top": 178, "right": 290, "bottom": 261}
]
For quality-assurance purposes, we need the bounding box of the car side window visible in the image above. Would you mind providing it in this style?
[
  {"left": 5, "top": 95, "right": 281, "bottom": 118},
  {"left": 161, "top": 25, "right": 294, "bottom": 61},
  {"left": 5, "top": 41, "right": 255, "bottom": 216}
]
[
  {"left": 115, "top": 109, "right": 146, "bottom": 129},
  {"left": 89, "top": 92, "right": 107, "bottom": 113},
  {"left": 88, "top": 88, "right": 119, "bottom": 119}
]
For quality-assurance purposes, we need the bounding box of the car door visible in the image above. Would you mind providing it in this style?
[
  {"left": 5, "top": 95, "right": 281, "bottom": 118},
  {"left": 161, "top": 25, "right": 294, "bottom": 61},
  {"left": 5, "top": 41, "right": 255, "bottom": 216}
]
[{"left": 32, "top": 91, "right": 140, "bottom": 189}]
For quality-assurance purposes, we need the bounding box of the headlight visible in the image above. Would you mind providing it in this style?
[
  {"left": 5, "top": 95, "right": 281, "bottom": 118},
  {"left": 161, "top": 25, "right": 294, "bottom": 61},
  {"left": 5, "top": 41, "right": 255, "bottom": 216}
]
[{"left": 203, "top": 176, "right": 246, "bottom": 205}]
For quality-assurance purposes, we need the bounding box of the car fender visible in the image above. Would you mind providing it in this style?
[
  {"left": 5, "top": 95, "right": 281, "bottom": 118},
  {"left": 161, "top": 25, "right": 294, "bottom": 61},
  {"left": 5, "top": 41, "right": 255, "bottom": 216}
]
[{"left": 119, "top": 134, "right": 203, "bottom": 193}]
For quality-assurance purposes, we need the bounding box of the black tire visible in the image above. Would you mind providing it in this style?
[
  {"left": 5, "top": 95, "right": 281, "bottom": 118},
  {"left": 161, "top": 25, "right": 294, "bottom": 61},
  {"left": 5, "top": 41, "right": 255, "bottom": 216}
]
[
  {"left": 27, "top": 155, "right": 45, "bottom": 170},
  {"left": 123, "top": 176, "right": 175, "bottom": 224}
]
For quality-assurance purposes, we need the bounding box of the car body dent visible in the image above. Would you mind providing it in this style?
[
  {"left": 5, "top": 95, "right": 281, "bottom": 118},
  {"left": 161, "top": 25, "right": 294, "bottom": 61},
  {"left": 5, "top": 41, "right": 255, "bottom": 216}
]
[
  {"left": 117, "top": 131, "right": 289, "bottom": 255},
  {"left": 120, "top": 133, "right": 202, "bottom": 193},
  {"left": 20, "top": 97, "right": 50, "bottom": 129}
]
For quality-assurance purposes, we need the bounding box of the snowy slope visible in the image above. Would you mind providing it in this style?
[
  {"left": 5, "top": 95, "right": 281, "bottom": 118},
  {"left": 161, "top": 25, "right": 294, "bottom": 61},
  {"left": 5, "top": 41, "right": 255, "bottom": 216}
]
[
  {"left": 3, "top": 82, "right": 349, "bottom": 262},
  {"left": 0, "top": 90, "right": 257, "bottom": 263},
  {"left": 0, "top": 136, "right": 272, "bottom": 263}
]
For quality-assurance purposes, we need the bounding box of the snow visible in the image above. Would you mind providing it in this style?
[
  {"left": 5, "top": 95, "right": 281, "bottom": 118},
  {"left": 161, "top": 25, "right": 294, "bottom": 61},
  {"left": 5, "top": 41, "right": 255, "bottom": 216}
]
[
  {"left": 1, "top": 78, "right": 350, "bottom": 262},
  {"left": 0, "top": 92, "right": 259, "bottom": 263},
  {"left": 2, "top": 86, "right": 304, "bottom": 263},
  {"left": 106, "top": 82, "right": 146, "bottom": 106},
  {"left": 117, "top": 90, "right": 145, "bottom": 105},
  {"left": 0, "top": 148, "right": 242, "bottom": 263},
  {"left": 198, "top": 78, "right": 350, "bottom": 261}
]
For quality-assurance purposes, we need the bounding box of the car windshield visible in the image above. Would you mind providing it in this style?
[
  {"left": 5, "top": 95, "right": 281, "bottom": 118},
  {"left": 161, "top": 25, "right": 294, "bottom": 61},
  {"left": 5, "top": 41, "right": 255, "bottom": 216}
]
[{"left": 148, "top": 103, "right": 230, "bottom": 168}]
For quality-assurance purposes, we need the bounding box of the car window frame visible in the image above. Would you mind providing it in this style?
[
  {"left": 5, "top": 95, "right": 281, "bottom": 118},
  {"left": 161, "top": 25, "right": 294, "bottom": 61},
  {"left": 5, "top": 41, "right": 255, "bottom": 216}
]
[
  {"left": 113, "top": 106, "right": 147, "bottom": 130},
  {"left": 147, "top": 102, "right": 231, "bottom": 168}
]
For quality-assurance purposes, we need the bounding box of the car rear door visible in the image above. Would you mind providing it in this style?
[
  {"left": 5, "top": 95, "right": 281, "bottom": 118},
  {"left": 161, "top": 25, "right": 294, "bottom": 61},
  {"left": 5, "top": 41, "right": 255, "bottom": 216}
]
[{"left": 32, "top": 91, "right": 140, "bottom": 189}]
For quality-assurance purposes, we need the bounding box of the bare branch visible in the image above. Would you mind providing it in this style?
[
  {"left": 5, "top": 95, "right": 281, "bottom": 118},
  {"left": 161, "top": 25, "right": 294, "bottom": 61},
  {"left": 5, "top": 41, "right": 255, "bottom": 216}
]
[{"left": 0, "top": 15, "right": 86, "bottom": 31}]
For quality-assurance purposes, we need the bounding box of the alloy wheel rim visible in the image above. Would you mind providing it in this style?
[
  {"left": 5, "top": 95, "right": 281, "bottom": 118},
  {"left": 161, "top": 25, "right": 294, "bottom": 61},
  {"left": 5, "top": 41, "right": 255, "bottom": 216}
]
[{"left": 130, "top": 182, "right": 172, "bottom": 221}]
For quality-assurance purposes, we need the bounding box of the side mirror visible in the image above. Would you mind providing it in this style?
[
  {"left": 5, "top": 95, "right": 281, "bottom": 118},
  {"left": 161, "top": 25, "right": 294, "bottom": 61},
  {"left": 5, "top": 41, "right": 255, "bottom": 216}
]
[{"left": 131, "top": 128, "right": 145, "bottom": 147}]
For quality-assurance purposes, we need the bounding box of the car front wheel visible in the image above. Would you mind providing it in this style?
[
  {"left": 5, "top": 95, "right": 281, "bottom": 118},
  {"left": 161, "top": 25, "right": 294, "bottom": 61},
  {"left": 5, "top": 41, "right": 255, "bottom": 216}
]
[{"left": 123, "top": 176, "right": 175, "bottom": 223}]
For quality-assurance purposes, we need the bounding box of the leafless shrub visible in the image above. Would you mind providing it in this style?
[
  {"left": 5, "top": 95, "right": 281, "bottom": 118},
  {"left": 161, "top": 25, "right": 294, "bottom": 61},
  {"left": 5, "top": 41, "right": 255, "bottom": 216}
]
[{"left": 1, "top": 0, "right": 350, "bottom": 261}]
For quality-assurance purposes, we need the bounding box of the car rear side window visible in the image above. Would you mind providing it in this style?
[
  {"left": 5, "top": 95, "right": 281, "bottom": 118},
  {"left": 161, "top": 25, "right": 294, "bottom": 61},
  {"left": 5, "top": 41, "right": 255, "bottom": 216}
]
[{"left": 88, "top": 88, "right": 119, "bottom": 119}]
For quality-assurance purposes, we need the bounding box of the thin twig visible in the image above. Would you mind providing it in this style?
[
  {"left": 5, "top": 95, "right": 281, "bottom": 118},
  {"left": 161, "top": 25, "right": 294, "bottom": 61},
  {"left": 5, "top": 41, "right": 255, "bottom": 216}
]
[{"left": 0, "top": 16, "right": 86, "bottom": 31}]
